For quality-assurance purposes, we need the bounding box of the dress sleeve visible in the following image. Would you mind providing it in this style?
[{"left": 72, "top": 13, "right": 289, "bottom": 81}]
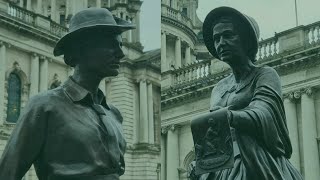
[
  {"left": 0, "top": 95, "right": 48, "bottom": 180},
  {"left": 230, "top": 67, "right": 291, "bottom": 157}
]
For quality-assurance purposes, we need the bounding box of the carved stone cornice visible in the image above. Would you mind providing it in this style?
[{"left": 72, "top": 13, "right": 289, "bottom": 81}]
[
  {"left": 284, "top": 86, "right": 318, "bottom": 102},
  {"left": 161, "top": 16, "right": 197, "bottom": 44},
  {"left": 161, "top": 125, "right": 170, "bottom": 134},
  {"left": 0, "top": 41, "right": 11, "bottom": 48},
  {"left": 301, "top": 86, "right": 316, "bottom": 96},
  {"left": 161, "top": 124, "right": 182, "bottom": 134},
  {"left": 136, "top": 78, "right": 146, "bottom": 83},
  {"left": 126, "top": 143, "right": 161, "bottom": 154}
]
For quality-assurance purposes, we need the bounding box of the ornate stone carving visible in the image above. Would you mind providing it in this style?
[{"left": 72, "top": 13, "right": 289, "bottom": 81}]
[
  {"left": 293, "top": 90, "right": 301, "bottom": 99},
  {"left": 302, "top": 87, "right": 314, "bottom": 96},
  {"left": 161, "top": 126, "right": 169, "bottom": 134},
  {"left": 169, "top": 124, "right": 176, "bottom": 132},
  {"left": 161, "top": 124, "right": 179, "bottom": 134},
  {"left": 32, "top": 53, "right": 38, "bottom": 58},
  {"left": 49, "top": 73, "right": 62, "bottom": 89}
]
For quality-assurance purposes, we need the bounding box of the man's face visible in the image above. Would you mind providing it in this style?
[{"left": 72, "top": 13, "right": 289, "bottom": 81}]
[
  {"left": 78, "top": 33, "right": 125, "bottom": 77},
  {"left": 212, "top": 22, "right": 246, "bottom": 64}
]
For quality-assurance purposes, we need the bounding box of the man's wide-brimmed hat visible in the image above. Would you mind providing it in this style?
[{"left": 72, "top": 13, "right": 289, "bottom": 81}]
[
  {"left": 53, "top": 8, "right": 135, "bottom": 56},
  {"left": 202, "top": 6, "right": 260, "bottom": 60}
]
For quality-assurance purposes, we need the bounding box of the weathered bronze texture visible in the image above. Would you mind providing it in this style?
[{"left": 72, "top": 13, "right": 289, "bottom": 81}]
[{"left": 191, "top": 108, "right": 234, "bottom": 175}]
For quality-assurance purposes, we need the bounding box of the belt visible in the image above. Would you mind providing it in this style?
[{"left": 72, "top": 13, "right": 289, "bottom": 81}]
[{"left": 48, "top": 174, "right": 120, "bottom": 180}]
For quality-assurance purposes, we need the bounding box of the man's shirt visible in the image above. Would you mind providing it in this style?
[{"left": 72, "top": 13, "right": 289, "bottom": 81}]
[{"left": 0, "top": 78, "right": 126, "bottom": 180}]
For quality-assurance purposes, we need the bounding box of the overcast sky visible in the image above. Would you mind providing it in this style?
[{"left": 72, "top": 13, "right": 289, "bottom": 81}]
[
  {"left": 139, "top": 0, "right": 320, "bottom": 51},
  {"left": 140, "top": 0, "right": 161, "bottom": 51},
  {"left": 197, "top": 0, "right": 320, "bottom": 40}
]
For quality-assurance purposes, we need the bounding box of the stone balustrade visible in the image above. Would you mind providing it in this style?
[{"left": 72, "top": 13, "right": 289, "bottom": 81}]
[
  {"left": 165, "top": 20, "right": 320, "bottom": 90},
  {"left": 305, "top": 21, "right": 320, "bottom": 45},
  {"left": 172, "top": 59, "right": 211, "bottom": 86},
  {"left": 257, "top": 21, "right": 320, "bottom": 61},
  {"left": 50, "top": 20, "right": 68, "bottom": 37},
  {"left": 7, "top": 3, "right": 35, "bottom": 25},
  {"left": 161, "top": 4, "right": 193, "bottom": 29},
  {"left": 257, "top": 36, "right": 279, "bottom": 60},
  {"left": 0, "top": 1, "right": 68, "bottom": 38}
]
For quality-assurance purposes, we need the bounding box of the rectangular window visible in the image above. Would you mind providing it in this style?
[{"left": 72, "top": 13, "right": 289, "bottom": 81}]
[{"left": 182, "top": 8, "right": 188, "bottom": 16}]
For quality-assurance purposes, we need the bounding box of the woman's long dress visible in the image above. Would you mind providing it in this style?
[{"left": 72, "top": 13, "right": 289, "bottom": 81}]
[{"left": 201, "top": 66, "right": 303, "bottom": 180}]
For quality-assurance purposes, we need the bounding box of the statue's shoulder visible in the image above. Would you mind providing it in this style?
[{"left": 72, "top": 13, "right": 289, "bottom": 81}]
[
  {"left": 257, "top": 65, "right": 279, "bottom": 77},
  {"left": 212, "top": 74, "right": 234, "bottom": 93},
  {"left": 27, "top": 87, "right": 65, "bottom": 107},
  {"left": 107, "top": 103, "right": 124, "bottom": 123}
]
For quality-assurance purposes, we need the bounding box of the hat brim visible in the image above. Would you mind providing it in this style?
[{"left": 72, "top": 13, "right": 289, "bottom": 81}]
[
  {"left": 203, "top": 6, "right": 259, "bottom": 60},
  {"left": 53, "top": 17, "right": 135, "bottom": 56}
]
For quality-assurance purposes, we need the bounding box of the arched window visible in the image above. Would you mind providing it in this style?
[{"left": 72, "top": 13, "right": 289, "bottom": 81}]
[{"left": 6, "top": 72, "right": 21, "bottom": 123}]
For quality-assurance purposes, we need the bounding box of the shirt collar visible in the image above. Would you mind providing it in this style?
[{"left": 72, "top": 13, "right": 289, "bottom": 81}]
[
  {"left": 62, "top": 77, "right": 110, "bottom": 110},
  {"left": 216, "top": 67, "right": 260, "bottom": 97}
]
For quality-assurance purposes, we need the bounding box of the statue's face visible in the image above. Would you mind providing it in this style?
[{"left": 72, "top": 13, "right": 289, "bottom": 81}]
[
  {"left": 77, "top": 33, "right": 124, "bottom": 77},
  {"left": 212, "top": 22, "right": 246, "bottom": 63}
]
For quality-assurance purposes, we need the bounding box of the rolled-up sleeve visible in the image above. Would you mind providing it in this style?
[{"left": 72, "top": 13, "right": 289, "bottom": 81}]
[{"left": 0, "top": 96, "right": 48, "bottom": 180}]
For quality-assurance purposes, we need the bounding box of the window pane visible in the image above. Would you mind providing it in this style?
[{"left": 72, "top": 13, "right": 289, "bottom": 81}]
[{"left": 6, "top": 73, "right": 21, "bottom": 123}]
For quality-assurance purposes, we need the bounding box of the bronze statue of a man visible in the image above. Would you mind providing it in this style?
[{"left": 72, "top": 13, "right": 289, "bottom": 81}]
[
  {"left": 0, "top": 8, "right": 134, "bottom": 180},
  {"left": 190, "top": 7, "right": 303, "bottom": 180}
]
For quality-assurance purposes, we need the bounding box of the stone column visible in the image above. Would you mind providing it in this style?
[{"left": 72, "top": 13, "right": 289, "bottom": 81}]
[
  {"left": 51, "top": 0, "right": 57, "bottom": 22},
  {"left": 147, "top": 81, "right": 154, "bottom": 144},
  {"left": 84, "top": 0, "right": 88, "bottom": 8},
  {"left": 30, "top": 53, "right": 40, "bottom": 97},
  {"left": 39, "top": 58, "right": 48, "bottom": 92},
  {"left": 108, "top": 0, "right": 111, "bottom": 7},
  {"left": 135, "top": 11, "right": 140, "bottom": 42},
  {"left": 131, "top": 17, "right": 137, "bottom": 42},
  {"left": 71, "top": 0, "right": 76, "bottom": 15},
  {"left": 65, "top": 0, "right": 72, "bottom": 23},
  {"left": 300, "top": 87, "right": 320, "bottom": 179},
  {"left": 161, "top": 130, "right": 167, "bottom": 180},
  {"left": 19, "top": 0, "right": 23, "bottom": 7},
  {"left": 175, "top": 37, "right": 181, "bottom": 68},
  {"left": 125, "top": 15, "right": 131, "bottom": 42},
  {"left": 283, "top": 92, "right": 300, "bottom": 171},
  {"left": 0, "top": 42, "right": 6, "bottom": 125},
  {"left": 185, "top": 45, "right": 191, "bottom": 65},
  {"left": 166, "top": 125, "right": 179, "bottom": 180},
  {"left": 161, "top": 32, "right": 167, "bottom": 72},
  {"left": 36, "top": 0, "right": 42, "bottom": 14},
  {"left": 139, "top": 79, "right": 148, "bottom": 143},
  {"left": 96, "top": 0, "right": 101, "bottom": 8},
  {"left": 26, "top": 0, "right": 31, "bottom": 10}
]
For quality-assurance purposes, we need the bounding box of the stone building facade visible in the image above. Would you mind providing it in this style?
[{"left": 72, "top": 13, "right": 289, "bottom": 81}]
[
  {"left": 0, "top": 0, "right": 161, "bottom": 180},
  {"left": 161, "top": 0, "right": 320, "bottom": 180}
]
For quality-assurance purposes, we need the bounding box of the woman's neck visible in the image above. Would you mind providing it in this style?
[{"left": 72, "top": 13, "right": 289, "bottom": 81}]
[{"left": 229, "top": 58, "right": 255, "bottom": 83}]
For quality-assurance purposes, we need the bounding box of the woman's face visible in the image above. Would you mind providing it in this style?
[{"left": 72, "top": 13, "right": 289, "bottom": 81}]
[
  {"left": 212, "top": 22, "right": 247, "bottom": 64},
  {"left": 76, "top": 32, "right": 125, "bottom": 77}
]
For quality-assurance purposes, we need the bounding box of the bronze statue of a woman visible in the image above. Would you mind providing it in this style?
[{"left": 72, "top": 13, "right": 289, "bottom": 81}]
[{"left": 190, "top": 7, "right": 303, "bottom": 180}]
